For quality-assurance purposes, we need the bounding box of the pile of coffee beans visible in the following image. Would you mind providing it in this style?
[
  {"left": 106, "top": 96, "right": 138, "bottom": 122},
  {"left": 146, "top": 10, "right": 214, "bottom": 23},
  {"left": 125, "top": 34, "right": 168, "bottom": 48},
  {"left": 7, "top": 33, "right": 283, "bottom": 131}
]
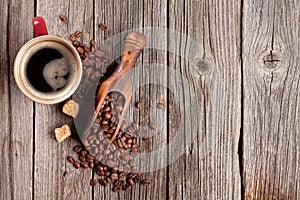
[
  {"left": 68, "top": 92, "right": 150, "bottom": 192},
  {"left": 67, "top": 31, "right": 152, "bottom": 192},
  {"left": 69, "top": 31, "right": 96, "bottom": 60}
]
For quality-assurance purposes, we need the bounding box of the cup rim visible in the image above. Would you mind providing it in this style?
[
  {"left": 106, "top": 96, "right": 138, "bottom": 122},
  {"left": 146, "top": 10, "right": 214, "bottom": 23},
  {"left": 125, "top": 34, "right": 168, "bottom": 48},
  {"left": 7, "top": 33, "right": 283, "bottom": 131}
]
[{"left": 14, "top": 35, "right": 82, "bottom": 104}]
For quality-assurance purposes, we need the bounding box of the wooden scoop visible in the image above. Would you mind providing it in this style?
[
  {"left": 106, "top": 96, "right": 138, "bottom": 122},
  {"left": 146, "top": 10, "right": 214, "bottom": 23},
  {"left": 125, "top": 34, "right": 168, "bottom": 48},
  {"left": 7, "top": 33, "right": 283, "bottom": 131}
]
[{"left": 83, "top": 32, "right": 146, "bottom": 142}]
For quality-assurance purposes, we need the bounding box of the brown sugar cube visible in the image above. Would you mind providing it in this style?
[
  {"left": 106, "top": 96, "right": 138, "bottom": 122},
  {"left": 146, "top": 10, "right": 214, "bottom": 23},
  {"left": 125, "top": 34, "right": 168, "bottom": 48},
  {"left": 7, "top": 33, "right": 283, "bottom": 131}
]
[
  {"left": 62, "top": 100, "right": 79, "bottom": 118},
  {"left": 55, "top": 125, "right": 71, "bottom": 143}
]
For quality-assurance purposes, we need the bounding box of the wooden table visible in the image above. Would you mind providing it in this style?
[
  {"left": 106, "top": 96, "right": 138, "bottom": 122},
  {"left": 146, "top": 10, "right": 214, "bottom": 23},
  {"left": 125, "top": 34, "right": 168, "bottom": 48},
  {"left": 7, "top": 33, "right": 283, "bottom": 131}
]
[{"left": 0, "top": 0, "right": 299, "bottom": 199}]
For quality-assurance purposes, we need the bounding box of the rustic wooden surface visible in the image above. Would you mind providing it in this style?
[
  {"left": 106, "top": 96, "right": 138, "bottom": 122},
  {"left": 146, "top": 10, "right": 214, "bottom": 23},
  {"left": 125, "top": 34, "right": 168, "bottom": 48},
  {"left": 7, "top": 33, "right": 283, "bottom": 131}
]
[
  {"left": 0, "top": 0, "right": 299, "bottom": 200},
  {"left": 243, "top": 0, "right": 300, "bottom": 199}
]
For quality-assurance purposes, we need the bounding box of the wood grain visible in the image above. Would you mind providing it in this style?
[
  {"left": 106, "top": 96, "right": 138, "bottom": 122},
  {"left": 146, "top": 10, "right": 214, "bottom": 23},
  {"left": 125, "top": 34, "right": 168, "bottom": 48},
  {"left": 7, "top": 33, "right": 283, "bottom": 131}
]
[
  {"left": 243, "top": 0, "right": 300, "bottom": 199},
  {"left": 34, "top": 0, "right": 93, "bottom": 199},
  {"left": 0, "top": 0, "right": 11, "bottom": 199},
  {"left": 168, "top": 0, "right": 242, "bottom": 199},
  {"left": 0, "top": 0, "right": 36, "bottom": 199}
]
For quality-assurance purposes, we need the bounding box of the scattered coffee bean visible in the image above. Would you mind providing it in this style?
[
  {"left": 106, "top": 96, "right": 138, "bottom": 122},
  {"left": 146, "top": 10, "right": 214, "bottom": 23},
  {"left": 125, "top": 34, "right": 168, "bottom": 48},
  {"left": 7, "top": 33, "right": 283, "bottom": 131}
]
[
  {"left": 79, "top": 155, "right": 86, "bottom": 162},
  {"left": 127, "top": 178, "right": 134, "bottom": 186},
  {"left": 141, "top": 179, "right": 151, "bottom": 186},
  {"left": 73, "top": 161, "right": 80, "bottom": 169},
  {"left": 74, "top": 31, "right": 82, "bottom": 38},
  {"left": 157, "top": 103, "right": 165, "bottom": 110},
  {"left": 123, "top": 184, "right": 131, "bottom": 191},
  {"left": 113, "top": 186, "right": 122, "bottom": 193},
  {"left": 149, "top": 122, "right": 156, "bottom": 130},
  {"left": 81, "top": 162, "right": 88, "bottom": 169},
  {"left": 99, "top": 23, "right": 108, "bottom": 30},
  {"left": 90, "top": 179, "right": 97, "bottom": 186},
  {"left": 59, "top": 15, "right": 67, "bottom": 22},
  {"left": 69, "top": 34, "right": 76, "bottom": 42},
  {"left": 135, "top": 102, "right": 142, "bottom": 109},
  {"left": 99, "top": 179, "right": 108, "bottom": 186},
  {"left": 67, "top": 156, "right": 75, "bottom": 164},
  {"left": 74, "top": 145, "right": 82, "bottom": 153},
  {"left": 89, "top": 162, "right": 94, "bottom": 169}
]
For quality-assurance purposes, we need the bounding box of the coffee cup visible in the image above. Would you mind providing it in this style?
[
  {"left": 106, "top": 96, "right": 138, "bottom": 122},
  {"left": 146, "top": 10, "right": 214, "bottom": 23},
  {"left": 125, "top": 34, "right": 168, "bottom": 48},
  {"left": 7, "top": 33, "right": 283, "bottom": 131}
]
[{"left": 14, "top": 16, "right": 82, "bottom": 104}]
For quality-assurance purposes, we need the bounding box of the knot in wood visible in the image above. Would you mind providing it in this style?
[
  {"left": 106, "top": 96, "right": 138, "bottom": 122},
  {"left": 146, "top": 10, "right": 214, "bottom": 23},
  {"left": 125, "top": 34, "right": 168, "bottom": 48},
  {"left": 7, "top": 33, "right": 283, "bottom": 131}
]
[
  {"left": 262, "top": 50, "right": 283, "bottom": 70},
  {"left": 194, "top": 59, "right": 211, "bottom": 75}
]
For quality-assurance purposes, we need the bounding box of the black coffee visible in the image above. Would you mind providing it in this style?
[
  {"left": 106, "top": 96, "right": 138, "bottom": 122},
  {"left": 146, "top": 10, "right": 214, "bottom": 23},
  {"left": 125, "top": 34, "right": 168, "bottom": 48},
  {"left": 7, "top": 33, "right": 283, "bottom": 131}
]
[{"left": 27, "top": 48, "right": 67, "bottom": 92}]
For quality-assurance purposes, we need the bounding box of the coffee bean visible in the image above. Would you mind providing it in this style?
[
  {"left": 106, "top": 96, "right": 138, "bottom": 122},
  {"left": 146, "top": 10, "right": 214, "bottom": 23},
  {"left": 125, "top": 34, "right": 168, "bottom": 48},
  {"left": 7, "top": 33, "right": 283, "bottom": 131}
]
[
  {"left": 73, "top": 161, "right": 80, "bottom": 169},
  {"left": 84, "top": 46, "right": 90, "bottom": 53},
  {"left": 102, "top": 120, "right": 108, "bottom": 125},
  {"left": 114, "top": 180, "right": 121, "bottom": 187},
  {"left": 59, "top": 15, "right": 67, "bottom": 22},
  {"left": 134, "top": 176, "right": 139, "bottom": 183},
  {"left": 103, "top": 106, "right": 110, "bottom": 112},
  {"left": 112, "top": 186, "right": 122, "bottom": 193},
  {"left": 79, "top": 43, "right": 86, "bottom": 47},
  {"left": 106, "top": 160, "right": 117, "bottom": 168},
  {"left": 149, "top": 123, "right": 156, "bottom": 130},
  {"left": 96, "top": 171, "right": 105, "bottom": 176},
  {"left": 90, "top": 39, "right": 96, "bottom": 47},
  {"left": 74, "top": 145, "right": 82, "bottom": 153},
  {"left": 81, "top": 150, "right": 88, "bottom": 156},
  {"left": 133, "top": 138, "right": 137, "bottom": 145},
  {"left": 104, "top": 171, "right": 111, "bottom": 176},
  {"left": 69, "top": 34, "right": 76, "bottom": 41},
  {"left": 135, "top": 102, "right": 142, "bottom": 109},
  {"left": 108, "top": 154, "right": 113, "bottom": 160},
  {"left": 75, "top": 31, "right": 82, "bottom": 38},
  {"left": 106, "top": 177, "right": 113, "bottom": 184},
  {"left": 157, "top": 103, "right": 165, "bottom": 110},
  {"left": 119, "top": 172, "right": 128, "bottom": 178},
  {"left": 141, "top": 179, "right": 151, "bottom": 186},
  {"left": 99, "top": 179, "right": 108, "bottom": 186},
  {"left": 90, "top": 146, "right": 99, "bottom": 155},
  {"left": 99, "top": 23, "right": 108, "bottom": 30},
  {"left": 128, "top": 173, "right": 136, "bottom": 179},
  {"left": 87, "top": 158, "right": 94, "bottom": 163},
  {"left": 137, "top": 173, "right": 142, "bottom": 177},
  {"left": 88, "top": 135, "right": 96, "bottom": 144},
  {"left": 79, "top": 156, "right": 86, "bottom": 162},
  {"left": 127, "top": 127, "right": 134, "bottom": 134},
  {"left": 123, "top": 184, "right": 131, "bottom": 191},
  {"left": 110, "top": 173, "right": 118, "bottom": 180},
  {"left": 115, "top": 104, "right": 123, "bottom": 112},
  {"left": 111, "top": 168, "right": 118, "bottom": 174},
  {"left": 90, "top": 179, "right": 97, "bottom": 186},
  {"left": 77, "top": 47, "right": 84, "bottom": 54},
  {"left": 87, "top": 154, "right": 94, "bottom": 160},
  {"left": 103, "top": 112, "right": 112, "bottom": 119},
  {"left": 132, "top": 123, "right": 139, "bottom": 131},
  {"left": 67, "top": 156, "right": 75, "bottom": 163},
  {"left": 81, "top": 162, "right": 88, "bottom": 169},
  {"left": 104, "top": 149, "right": 110, "bottom": 155},
  {"left": 126, "top": 138, "right": 133, "bottom": 144},
  {"left": 127, "top": 178, "right": 134, "bottom": 186},
  {"left": 89, "top": 162, "right": 94, "bottom": 169}
]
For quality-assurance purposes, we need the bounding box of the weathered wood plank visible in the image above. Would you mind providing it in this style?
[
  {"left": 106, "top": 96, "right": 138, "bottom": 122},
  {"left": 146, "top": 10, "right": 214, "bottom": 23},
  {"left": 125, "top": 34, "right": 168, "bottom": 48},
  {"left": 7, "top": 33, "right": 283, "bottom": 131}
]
[
  {"left": 168, "top": 0, "right": 241, "bottom": 199},
  {"left": 0, "top": 0, "right": 11, "bottom": 199},
  {"left": 243, "top": 0, "right": 300, "bottom": 199},
  {"left": 94, "top": 0, "right": 168, "bottom": 199},
  {"left": 34, "top": 1, "right": 93, "bottom": 199},
  {"left": 3, "top": 0, "right": 36, "bottom": 199}
]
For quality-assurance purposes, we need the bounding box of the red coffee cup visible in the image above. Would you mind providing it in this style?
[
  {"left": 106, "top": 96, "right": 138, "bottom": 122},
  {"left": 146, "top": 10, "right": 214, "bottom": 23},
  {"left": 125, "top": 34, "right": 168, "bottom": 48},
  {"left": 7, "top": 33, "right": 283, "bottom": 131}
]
[{"left": 14, "top": 16, "right": 82, "bottom": 104}]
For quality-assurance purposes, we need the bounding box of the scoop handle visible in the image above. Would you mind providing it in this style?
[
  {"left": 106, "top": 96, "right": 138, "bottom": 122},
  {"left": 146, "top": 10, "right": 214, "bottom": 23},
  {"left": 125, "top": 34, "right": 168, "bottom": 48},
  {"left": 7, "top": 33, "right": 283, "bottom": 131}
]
[{"left": 109, "top": 32, "right": 147, "bottom": 79}]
